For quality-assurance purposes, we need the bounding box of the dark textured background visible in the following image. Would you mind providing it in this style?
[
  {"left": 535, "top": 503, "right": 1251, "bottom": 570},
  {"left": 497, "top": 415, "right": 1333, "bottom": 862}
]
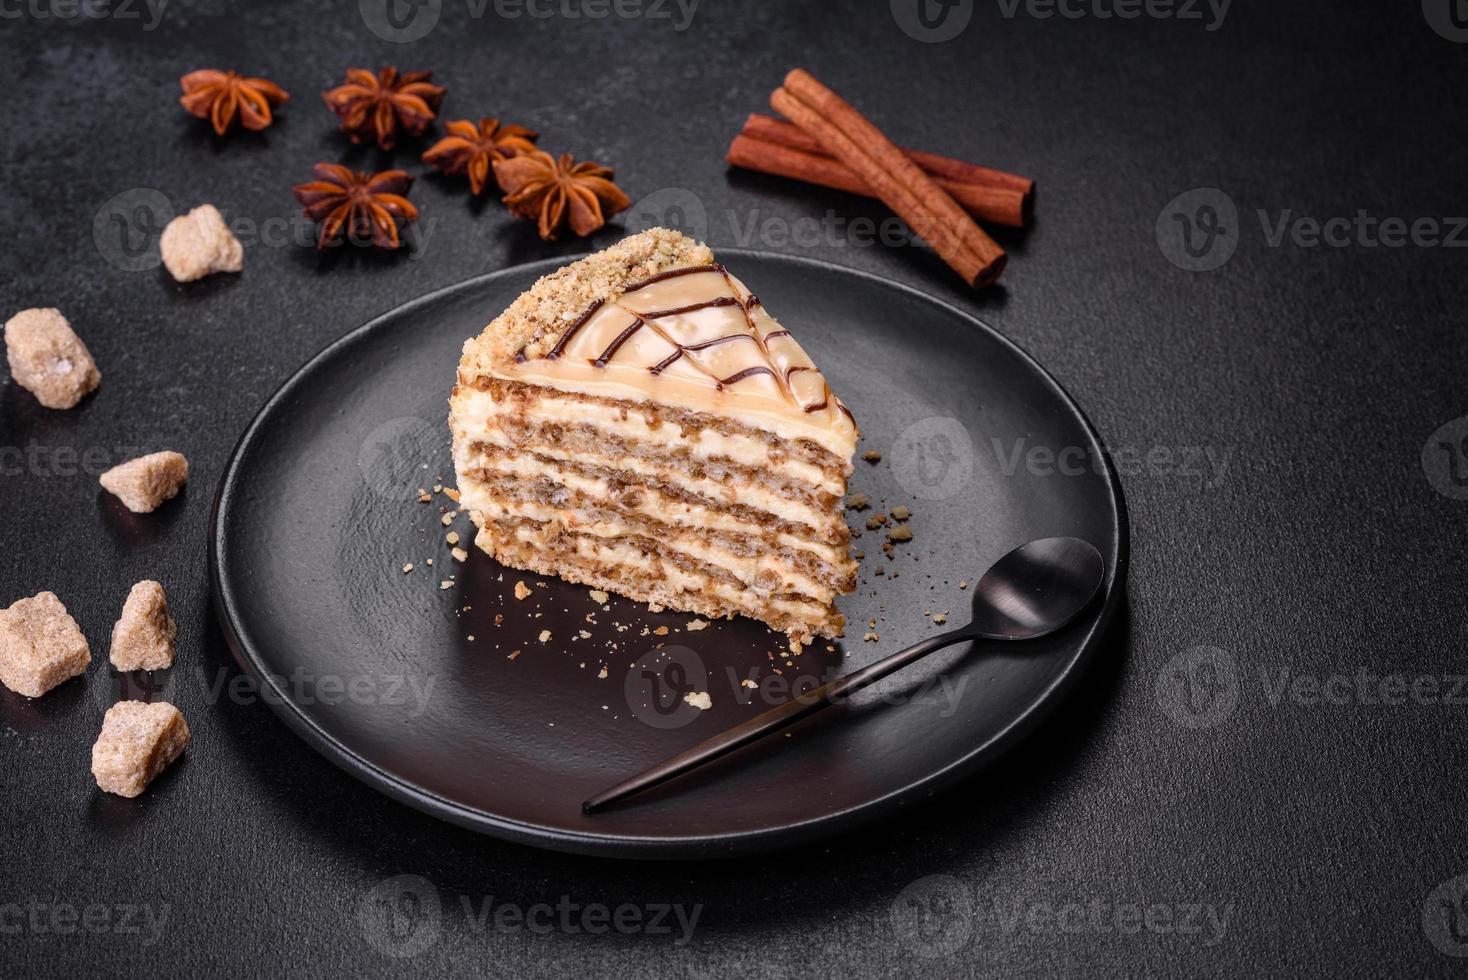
[{"left": 2, "top": 0, "right": 1465, "bottom": 976}]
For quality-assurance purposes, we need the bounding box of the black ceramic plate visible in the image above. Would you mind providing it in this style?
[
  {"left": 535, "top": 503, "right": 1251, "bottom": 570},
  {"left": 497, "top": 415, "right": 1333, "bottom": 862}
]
[{"left": 209, "top": 251, "right": 1127, "bottom": 859}]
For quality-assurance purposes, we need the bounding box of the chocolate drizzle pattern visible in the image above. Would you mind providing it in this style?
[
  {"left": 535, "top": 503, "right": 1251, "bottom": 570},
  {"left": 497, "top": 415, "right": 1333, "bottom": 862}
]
[
  {"left": 545, "top": 298, "right": 604, "bottom": 360},
  {"left": 512, "top": 263, "right": 855, "bottom": 429}
]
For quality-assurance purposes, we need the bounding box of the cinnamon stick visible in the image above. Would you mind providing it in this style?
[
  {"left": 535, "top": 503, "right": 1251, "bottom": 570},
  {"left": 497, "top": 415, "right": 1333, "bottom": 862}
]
[
  {"left": 772, "top": 69, "right": 1005, "bottom": 288},
  {"left": 727, "top": 132, "right": 1030, "bottom": 228},
  {"left": 742, "top": 113, "right": 1034, "bottom": 198}
]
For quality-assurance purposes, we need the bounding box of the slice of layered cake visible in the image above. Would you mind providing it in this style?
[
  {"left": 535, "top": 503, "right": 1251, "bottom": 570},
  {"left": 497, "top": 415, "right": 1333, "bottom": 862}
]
[{"left": 449, "top": 228, "right": 858, "bottom": 642}]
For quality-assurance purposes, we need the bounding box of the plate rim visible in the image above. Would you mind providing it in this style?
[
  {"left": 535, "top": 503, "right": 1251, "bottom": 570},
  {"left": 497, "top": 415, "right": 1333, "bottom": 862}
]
[{"left": 208, "top": 248, "right": 1130, "bottom": 859}]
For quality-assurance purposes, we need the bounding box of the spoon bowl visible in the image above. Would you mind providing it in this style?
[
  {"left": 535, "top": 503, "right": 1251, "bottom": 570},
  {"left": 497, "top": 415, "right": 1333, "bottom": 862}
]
[{"left": 971, "top": 536, "right": 1105, "bottom": 640}]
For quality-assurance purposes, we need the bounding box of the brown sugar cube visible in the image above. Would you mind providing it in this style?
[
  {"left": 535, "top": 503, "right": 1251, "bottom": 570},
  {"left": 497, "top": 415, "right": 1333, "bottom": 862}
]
[
  {"left": 109, "top": 581, "right": 177, "bottom": 671},
  {"left": 99, "top": 451, "right": 189, "bottom": 513},
  {"left": 90, "top": 701, "right": 190, "bottom": 798},
  {"left": 160, "top": 204, "right": 243, "bottom": 283},
  {"left": 0, "top": 591, "right": 91, "bottom": 698},
  {"left": 3, "top": 308, "right": 101, "bottom": 409}
]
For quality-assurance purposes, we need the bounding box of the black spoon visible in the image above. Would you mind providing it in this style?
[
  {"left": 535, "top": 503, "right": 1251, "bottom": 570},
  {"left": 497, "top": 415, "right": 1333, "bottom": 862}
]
[{"left": 583, "top": 536, "right": 1106, "bottom": 813}]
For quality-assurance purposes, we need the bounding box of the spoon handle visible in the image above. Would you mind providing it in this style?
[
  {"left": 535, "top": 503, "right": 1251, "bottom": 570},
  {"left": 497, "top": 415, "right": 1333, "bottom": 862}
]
[{"left": 582, "top": 625, "right": 977, "bottom": 813}]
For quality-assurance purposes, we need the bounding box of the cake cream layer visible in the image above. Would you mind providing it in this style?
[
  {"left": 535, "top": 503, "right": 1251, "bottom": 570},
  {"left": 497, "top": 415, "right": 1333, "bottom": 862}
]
[
  {"left": 454, "top": 412, "right": 844, "bottom": 544},
  {"left": 477, "top": 521, "right": 843, "bottom": 642},
  {"left": 456, "top": 467, "right": 854, "bottom": 600},
  {"left": 463, "top": 440, "right": 845, "bottom": 554},
  {"left": 456, "top": 454, "right": 850, "bottom": 577},
  {"left": 451, "top": 382, "right": 846, "bottom": 494},
  {"left": 462, "top": 484, "right": 843, "bottom": 604},
  {"left": 458, "top": 446, "right": 846, "bottom": 558}
]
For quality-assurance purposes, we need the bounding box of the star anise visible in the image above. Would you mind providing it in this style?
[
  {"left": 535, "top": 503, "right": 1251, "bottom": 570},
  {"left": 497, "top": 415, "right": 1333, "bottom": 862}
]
[
  {"left": 492, "top": 151, "right": 631, "bottom": 241},
  {"left": 292, "top": 164, "right": 418, "bottom": 250},
  {"left": 179, "top": 69, "right": 289, "bottom": 136},
  {"left": 422, "top": 118, "right": 540, "bottom": 195},
  {"left": 322, "top": 67, "right": 446, "bottom": 150}
]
